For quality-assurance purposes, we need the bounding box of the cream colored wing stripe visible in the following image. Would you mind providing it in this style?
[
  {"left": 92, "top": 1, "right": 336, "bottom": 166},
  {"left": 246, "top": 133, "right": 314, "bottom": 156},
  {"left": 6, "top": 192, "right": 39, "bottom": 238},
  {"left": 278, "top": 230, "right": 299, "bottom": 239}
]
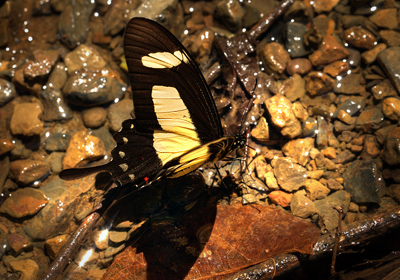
[
  {"left": 151, "top": 85, "right": 201, "bottom": 165},
  {"left": 142, "top": 50, "right": 189, "bottom": 69}
]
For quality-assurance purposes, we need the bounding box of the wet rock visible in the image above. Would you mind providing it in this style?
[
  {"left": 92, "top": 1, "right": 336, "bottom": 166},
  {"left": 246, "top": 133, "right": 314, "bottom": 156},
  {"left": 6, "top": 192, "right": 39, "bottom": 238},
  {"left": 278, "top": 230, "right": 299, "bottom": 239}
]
[
  {"left": 305, "top": 71, "right": 335, "bottom": 96},
  {"left": 316, "top": 116, "right": 334, "bottom": 149},
  {"left": 285, "top": 22, "right": 308, "bottom": 58},
  {"left": 63, "top": 70, "right": 126, "bottom": 107},
  {"left": 0, "top": 78, "right": 16, "bottom": 106},
  {"left": 333, "top": 149, "right": 355, "bottom": 164},
  {"left": 259, "top": 42, "right": 290, "bottom": 74},
  {"left": 337, "top": 109, "right": 353, "bottom": 124},
  {"left": 381, "top": 127, "right": 400, "bottom": 166},
  {"left": 268, "top": 190, "right": 292, "bottom": 207},
  {"left": 46, "top": 62, "right": 68, "bottom": 90},
  {"left": 343, "top": 26, "right": 377, "bottom": 49},
  {"left": 309, "top": 35, "right": 349, "bottom": 67},
  {"left": 282, "top": 138, "right": 314, "bottom": 166},
  {"left": 8, "top": 233, "right": 32, "bottom": 255},
  {"left": 9, "top": 259, "right": 39, "bottom": 280},
  {"left": 371, "top": 79, "right": 397, "bottom": 101},
  {"left": 265, "top": 171, "right": 279, "bottom": 190},
  {"left": 356, "top": 108, "right": 384, "bottom": 133},
  {"left": 290, "top": 191, "right": 318, "bottom": 218},
  {"left": 309, "top": 0, "right": 340, "bottom": 13},
  {"left": 380, "top": 30, "right": 400, "bottom": 47},
  {"left": 314, "top": 190, "right": 351, "bottom": 232},
  {"left": 44, "top": 234, "right": 69, "bottom": 259},
  {"left": 40, "top": 88, "right": 73, "bottom": 121},
  {"left": 286, "top": 58, "right": 312, "bottom": 76},
  {"left": 23, "top": 50, "right": 59, "bottom": 83},
  {"left": 0, "top": 188, "right": 48, "bottom": 218},
  {"left": 82, "top": 107, "right": 107, "bottom": 129},
  {"left": 92, "top": 229, "right": 109, "bottom": 250},
  {"left": 91, "top": 126, "right": 116, "bottom": 153},
  {"left": 250, "top": 117, "right": 269, "bottom": 140},
  {"left": 362, "top": 134, "right": 380, "bottom": 158},
  {"left": 369, "top": 8, "right": 398, "bottom": 30},
  {"left": 0, "top": 139, "right": 14, "bottom": 156},
  {"left": 382, "top": 97, "right": 400, "bottom": 121},
  {"left": 9, "top": 159, "right": 50, "bottom": 185},
  {"left": 377, "top": 47, "right": 400, "bottom": 94},
  {"left": 374, "top": 124, "right": 397, "bottom": 145},
  {"left": 265, "top": 95, "right": 301, "bottom": 138},
  {"left": 108, "top": 99, "right": 134, "bottom": 132},
  {"left": 334, "top": 72, "right": 365, "bottom": 95},
  {"left": 215, "top": 0, "right": 244, "bottom": 32},
  {"left": 90, "top": 16, "right": 112, "bottom": 45},
  {"left": 62, "top": 130, "right": 105, "bottom": 169},
  {"left": 272, "top": 157, "right": 307, "bottom": 192},
  {"left": 10, "top": 103, "right": 44, "bottom": 136},
  {"left": 343, "top": 159, "right": 385, "bottom": 204},
  {"left": 23, "top": 176, "right": 92, "bottom": 240},
  {"left": 302, "top": 117, "right": 318, "bottom": 137},
  {"left": 0, "top": 223, "right": 8, "bottom": 258},
  {"left": 102, "top": 243, "right": 125, "bottom": 259},
  {"left": 334, "top": 97, "right": 365, "bottom": 117},
  {"left": 46, "top": 152, "right": 64, "bottom": 174},
  {"left": 361, "top": 43, "right": 387, "bottom": 65},
  {"left": 45, "top": 132, "right": 71, "bottom": 152},
  {"left": 323, "top": 61, "right": 350, "bottom": 77},
  {"left": 58, "top": 0, "right": 95, "bottom": 49},
  {"left": 304, "top": 179, "right": 330, "bottom": 201},
  {"left": 64, "top": 44, "right": 108, "bottom": 75},
  {"left": 292, "top": 102, "right": 309, "bottom": 122},
  {"left": 109, "top": 230, "right": 127, "bottom": 244},
  {"left": 280, "top": 74, "right": 305, "bottom": 102},
  {"left": 326, "top": 178, "right": 343, "bottom": 190}
]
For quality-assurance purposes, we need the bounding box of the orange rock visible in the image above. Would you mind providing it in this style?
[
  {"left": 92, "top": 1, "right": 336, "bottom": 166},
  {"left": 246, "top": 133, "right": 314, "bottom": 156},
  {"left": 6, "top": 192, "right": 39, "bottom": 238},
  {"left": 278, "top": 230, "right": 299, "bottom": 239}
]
[
  {"left": 323, "top": 61, "right": 349, "bottom": 77},
  {"left": 344, "top": 26, "right": 377, "bottom": 50},
  {"left": 10, "top": 103, "right": 44, "bottom": 136},
  {"left": 0, "top": 138, "right": 14, "bottom": 156},
  {"left": 62, "top": 130, "right": 106, "bottom": 169},
  {"left": 309, "top": 35, "right": 350, "bottom": 66},
  {"left": 268, "top": 190, "right": 293, "bottom": 207}
]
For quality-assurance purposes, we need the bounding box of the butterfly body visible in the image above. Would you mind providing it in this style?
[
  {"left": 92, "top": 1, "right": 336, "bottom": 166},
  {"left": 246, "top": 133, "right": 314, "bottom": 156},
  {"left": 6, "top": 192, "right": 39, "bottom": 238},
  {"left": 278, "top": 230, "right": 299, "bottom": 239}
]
[{"left": 59, "top": 18, "right": 245, "bottom": 188}]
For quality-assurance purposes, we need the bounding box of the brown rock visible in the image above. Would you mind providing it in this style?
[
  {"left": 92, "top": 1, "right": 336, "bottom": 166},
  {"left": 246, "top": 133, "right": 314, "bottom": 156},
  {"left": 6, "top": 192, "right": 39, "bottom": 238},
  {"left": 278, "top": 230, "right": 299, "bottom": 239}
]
[
  {"left": 371, "top": 79, "right": 397, "bottom": 100},
  {"left": 23, "top": 50, "right": 59, "bottom": 82},
  {"left": 292, "top": 102, "right": 309, "bottom": 122},
  {"left": 309, "top": 35, "right": 350, "bottom": 66},
  {"left": 251, "top": 117, "right": 269, "bottom": 141},
  {"left": 362, "top": 134, "right": 380, "bottom": 158},
  {"left": 387, "top": 184, "right": 400, "bottom": 203},
  {"left": 44, "top": 234, "right": 70, "bottom": 259},
  {"left": 307, "top": 0, "right": 340, "bottom": 13},
  {"left": 0, "top": 188, "right": 48, "bottom": 218},
  {"left": 259, "top": 42, "right": 290, "bottom": 74},
  {"left": 337, "top": 109, "right": 353, "bottom": 124},
  {"left": 286, "top": 58, "right": 312, "bottom": 75},
  {"left": 382, "top": 97, "right": 400, "bottom": 121},
  {"left": 304, "top": 179, "right": 330, "bottom": 200},
  {"left": 272, "top": 157, "right": 307, "bottom": 192},
  {"left": 291, "top": 191, "right": 318, "bottom": 218},
  {"left": 265, "top": 95, "right": 301, "bottom": 138},
  {"left": 109, "top": 230, "right": 127, "bottom": 244},
  {"left": 334, "top": 73, "right": 365, "bottom": 95},
  {"left": 0, "top": 138, "right": 14, "bottom": 156},
  {"left": 280, "top": 74, "right": 305, "bottom": 102},
  {"left": 8, "top": 233, "right": 32, "bottom": 254},
  {"left": 108, "top": 99, "right": 134, "bottom": 132},
  {"left": 369, "top": 9, "right": 398, "bottom": 30},
  {"left": 10, "top": 103, "right": 44, "bottom": 136},
  {"left": 9, "top": 259, "right": 39, "bottom": 280},
  {"left": 356, "top": 108, "right": 384, "bottom": 133},
  {"left": 343, "top": 26, "right": 377, "bottom": 50},
  {"left": 64, "top": 44, "right": 107, "bottom": 75},
  {"left": 326, "top": 178, "right": 343, "bottom": 190},
  {"left": 282, "top": 138, "right": 314, "bottom": 166},
  {"left": 375, "top": 124, "right": 397, "bottom": 145},
  {"left": 265, "top": 171, "right": 279, "bottom": 190},
  {"left": 307, "top": 169, "right": 324, "bottom": 180},
  {"left": 92, "top": 229, "right": 109, "bottom": 250},
  {"left": 305, "top": 71, "right": 335, "bottom": 96},
  {"left": 361, "top": 43, "right": 387, "bottom": 65},
  {"left": 62, "top": 130, "right": 105, "bottom": 169},
  {"left": 82, "top": 107, "right": 107, "bottom": 128},
  {"left": 321, "top": 147, "right": 336, "bottom": 159},
  {"left": 323, "top": 61, "right": 349, "bottom": 77},
  {"left": 268, "top": 190, "right": 292, "bottom": 207},
  {"left": 380, "top": 30, "right": 400, "bottom": 47},
  {"left": 382, "top": 127, "right": 400, "bottom": 166},
  {"left": 9, "top": 159, "right": 50, "bottom": 185}
]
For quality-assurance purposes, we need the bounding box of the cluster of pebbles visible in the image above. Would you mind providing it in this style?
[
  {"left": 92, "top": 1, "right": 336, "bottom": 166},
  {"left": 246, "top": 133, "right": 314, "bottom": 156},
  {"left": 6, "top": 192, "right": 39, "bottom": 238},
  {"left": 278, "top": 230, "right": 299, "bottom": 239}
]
[{"left": 0, "top": 0, "right": 400, "bottom": 278}]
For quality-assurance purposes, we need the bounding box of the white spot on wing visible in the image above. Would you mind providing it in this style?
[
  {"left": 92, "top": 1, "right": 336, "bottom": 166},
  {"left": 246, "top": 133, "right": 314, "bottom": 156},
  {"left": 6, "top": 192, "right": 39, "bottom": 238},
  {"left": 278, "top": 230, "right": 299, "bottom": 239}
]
[
  {"left": 142, "top": 51, "right": 182, "bottom": 69},
  {"left": 129, "top": 174, "right": 135, "bottom": 181},
  {"left": 123, "top": 137, "right": 128, "bottom": 144},
  {"left": 119, "top": 151, "right": 125, "bottom": 158},
  {"left": 119, "top": 163, "right": 128, "bottom": 172}
]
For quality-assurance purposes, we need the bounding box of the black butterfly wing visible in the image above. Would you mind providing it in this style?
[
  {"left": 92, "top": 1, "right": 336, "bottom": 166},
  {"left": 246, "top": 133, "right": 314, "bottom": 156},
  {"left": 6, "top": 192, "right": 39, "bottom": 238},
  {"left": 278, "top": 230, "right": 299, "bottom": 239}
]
[{"left": 60, "top": 17, "right": 225, "bottom": 186}]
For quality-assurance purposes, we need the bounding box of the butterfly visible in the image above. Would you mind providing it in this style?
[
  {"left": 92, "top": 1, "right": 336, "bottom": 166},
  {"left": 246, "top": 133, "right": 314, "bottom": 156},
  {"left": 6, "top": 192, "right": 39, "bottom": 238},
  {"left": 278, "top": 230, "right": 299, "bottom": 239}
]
[{"left": 59, "top": 17, "right": 247, "bottom": 188}]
